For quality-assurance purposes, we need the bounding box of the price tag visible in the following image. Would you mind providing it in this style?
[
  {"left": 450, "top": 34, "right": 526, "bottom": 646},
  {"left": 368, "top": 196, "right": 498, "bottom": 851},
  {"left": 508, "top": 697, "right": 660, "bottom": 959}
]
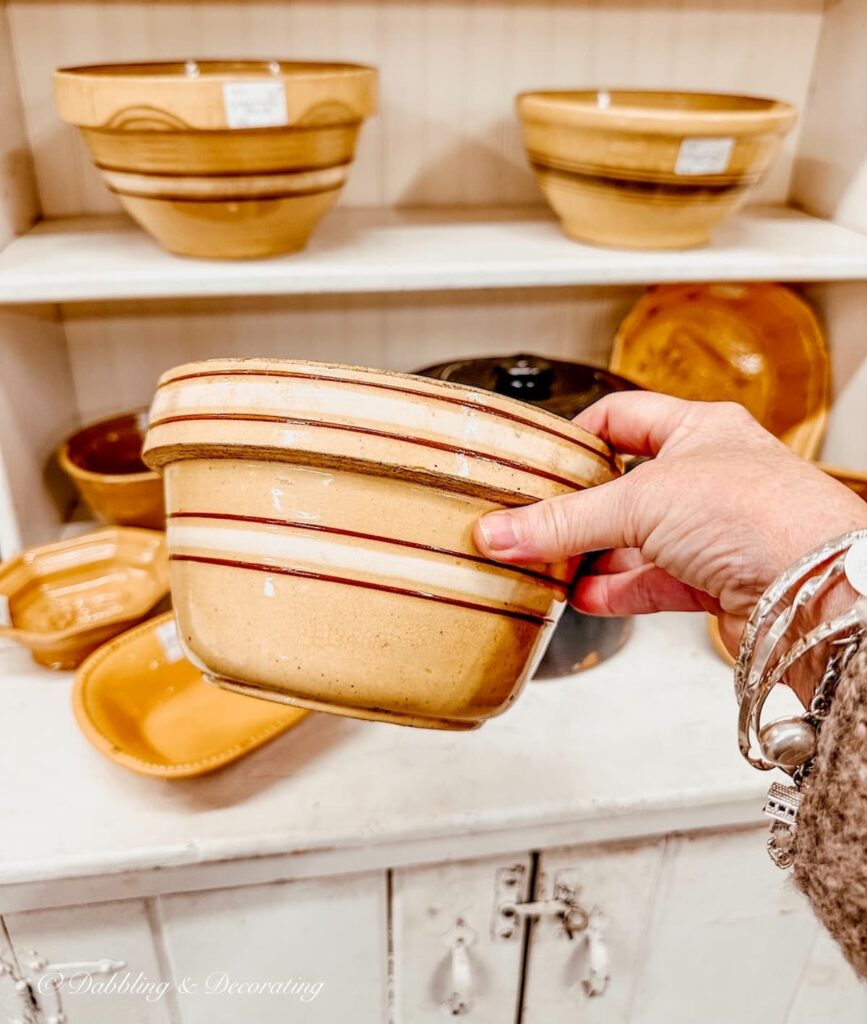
[
  {"left": 0, "top": 594, "right": 10, "bottom": 627},
  {"left": 156, "top": 619, "right": 185, "bottom": 664},
  {"left": 845, "top": 538, "right": 867, "bottom": 598},
  {"left": 223, "top": 81, "right": 288, "bottom": 129},
  {"left": 675, "top": 137, "right": 734, "bottom": 176}
]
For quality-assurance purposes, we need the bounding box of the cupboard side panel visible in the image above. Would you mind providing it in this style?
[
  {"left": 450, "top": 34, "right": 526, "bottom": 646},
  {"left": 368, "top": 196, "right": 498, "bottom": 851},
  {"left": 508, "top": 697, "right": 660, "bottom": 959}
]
[
  {"left": 0, "top": 1, "right": 39, "bottom": 241},
  {"left": 0, "top": 305, "right": 78, "bottom": 555},
  {"left": 791, "top": 0, "right": 867, "bottom": 233}
]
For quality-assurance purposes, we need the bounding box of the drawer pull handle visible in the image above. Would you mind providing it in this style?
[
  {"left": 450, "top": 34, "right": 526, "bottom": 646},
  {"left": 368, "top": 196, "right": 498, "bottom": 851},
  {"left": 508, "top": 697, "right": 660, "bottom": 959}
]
[
  {"left": 581, "top": 909, "right": 610, "bottom": 998},
  {"left": 442, "top": 919, "right": 475, "bottom": 1017}
]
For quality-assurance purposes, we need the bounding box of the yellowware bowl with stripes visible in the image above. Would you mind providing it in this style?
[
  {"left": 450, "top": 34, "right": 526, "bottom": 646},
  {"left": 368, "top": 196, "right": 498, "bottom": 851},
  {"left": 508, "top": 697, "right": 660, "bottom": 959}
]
[
  {"left": 143, "top": 359, "right": 619, "bottom": 730},
  {"left": 517, "top": 89, "right": 797, "bottom": 250},
  {"left": 54, "top": 60, "right": 377, "bottom": 259}
]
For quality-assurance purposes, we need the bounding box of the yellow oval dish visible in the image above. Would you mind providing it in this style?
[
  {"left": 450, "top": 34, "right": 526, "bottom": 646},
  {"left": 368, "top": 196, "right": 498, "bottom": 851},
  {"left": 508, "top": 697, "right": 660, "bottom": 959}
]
[
  {"left": 73, "top": 613, "right": 309, "bottom": 778},
  {"left": 611, "top": 283, "right": 829, "bottom": 459}
]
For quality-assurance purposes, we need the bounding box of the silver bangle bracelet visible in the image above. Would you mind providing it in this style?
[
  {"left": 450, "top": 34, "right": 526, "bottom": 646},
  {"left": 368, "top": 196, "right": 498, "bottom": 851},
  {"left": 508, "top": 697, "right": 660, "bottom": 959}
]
[{"left": 734, "top": 529, "right": 867, "bottom": 868}]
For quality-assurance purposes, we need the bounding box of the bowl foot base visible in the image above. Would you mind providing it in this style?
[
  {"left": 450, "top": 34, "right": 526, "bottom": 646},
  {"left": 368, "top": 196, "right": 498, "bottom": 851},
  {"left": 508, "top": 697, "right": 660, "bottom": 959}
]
[
  {"left": 204, "top": 673, "right": 483, "bottom": 731},
  {"left": 560, "top": 220, "right": 711, "bottom": 251}
]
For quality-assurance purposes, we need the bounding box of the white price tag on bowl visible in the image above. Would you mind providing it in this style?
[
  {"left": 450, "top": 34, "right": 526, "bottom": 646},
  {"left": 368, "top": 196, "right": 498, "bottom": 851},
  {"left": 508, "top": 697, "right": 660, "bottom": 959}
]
[
  {"left": 845, "top": 538, "right": 867, "bottom": 598},
  {"left": 223, "top": 81, "right": 288, "bottom": 129},
  {"left": 0, "top": 594, "right": 10, "bottom": 627},
  {"left": 156, "top": 619, "right": 185, "bottom": 664},
  {"left": 675, "top": 136, "right": 734, "bottom": 176}
]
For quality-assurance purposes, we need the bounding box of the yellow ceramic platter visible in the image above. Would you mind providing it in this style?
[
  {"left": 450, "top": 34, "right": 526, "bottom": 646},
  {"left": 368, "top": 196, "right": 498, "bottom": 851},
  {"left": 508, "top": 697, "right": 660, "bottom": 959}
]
[
  {"left": 611, "top": 283, "right": 829, "bottom": 459},
  {"left": 73, "top": 613, "right": 308, "bottom": 778},
  {"left": 818, "top": 462, "right": 867, "bottom": 501}
]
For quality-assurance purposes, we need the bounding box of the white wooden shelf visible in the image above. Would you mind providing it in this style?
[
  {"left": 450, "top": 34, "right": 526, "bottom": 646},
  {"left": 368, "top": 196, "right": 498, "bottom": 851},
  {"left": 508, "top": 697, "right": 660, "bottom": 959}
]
[{"left": 2, "top": 205, "right": 867, "bottom": 306}]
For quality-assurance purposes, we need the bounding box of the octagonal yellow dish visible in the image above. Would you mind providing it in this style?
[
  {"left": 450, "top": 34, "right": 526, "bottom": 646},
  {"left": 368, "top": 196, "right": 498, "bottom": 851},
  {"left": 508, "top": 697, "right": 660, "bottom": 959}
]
[{"left": 0, "top": 527, "right": 169, "bottom": 669}]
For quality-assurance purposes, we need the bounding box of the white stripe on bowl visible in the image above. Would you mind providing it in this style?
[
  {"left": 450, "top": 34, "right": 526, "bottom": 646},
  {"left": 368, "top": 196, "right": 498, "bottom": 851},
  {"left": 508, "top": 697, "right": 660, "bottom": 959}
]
[
  {"left": 155, "top": 378, "right": 590, "bottom": 478},
  {"left": 167, "top": 522, "right": 554, "bottom": 611}
]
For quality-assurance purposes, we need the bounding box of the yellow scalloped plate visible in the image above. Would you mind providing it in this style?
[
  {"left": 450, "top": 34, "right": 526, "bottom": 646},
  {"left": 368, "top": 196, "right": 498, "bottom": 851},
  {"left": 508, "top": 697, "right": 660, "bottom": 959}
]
[
  {"left": 611, "top": 283, "right": 829, "bottom": 459},
  {"left": 73, "top": 613, "right": 308, "bottom": 778}
]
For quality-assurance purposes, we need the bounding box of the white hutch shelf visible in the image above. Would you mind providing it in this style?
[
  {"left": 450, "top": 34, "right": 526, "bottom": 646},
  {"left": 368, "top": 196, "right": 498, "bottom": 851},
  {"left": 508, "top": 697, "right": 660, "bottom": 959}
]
[{"left": 2, "top": 206, "right": 867, "bottom": 304}]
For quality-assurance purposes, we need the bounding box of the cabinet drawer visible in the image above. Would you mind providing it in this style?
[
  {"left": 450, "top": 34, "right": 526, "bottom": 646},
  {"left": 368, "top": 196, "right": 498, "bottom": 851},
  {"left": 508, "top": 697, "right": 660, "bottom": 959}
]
[
  {"left": 392, "top": 854, "right": 532, "bottom": 1022},
  {"left": 2, "top": 899, "right": 171, "bottom": 1024},
  {"left": 158, "top": 871, "right": 388, "bottom": 1024}
]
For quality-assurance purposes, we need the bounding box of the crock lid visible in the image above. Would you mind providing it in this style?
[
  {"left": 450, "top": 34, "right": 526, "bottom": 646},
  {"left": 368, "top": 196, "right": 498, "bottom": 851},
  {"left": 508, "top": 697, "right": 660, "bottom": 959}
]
[{"left": 417, "top": 354, "right": 636, "bottom": 420}]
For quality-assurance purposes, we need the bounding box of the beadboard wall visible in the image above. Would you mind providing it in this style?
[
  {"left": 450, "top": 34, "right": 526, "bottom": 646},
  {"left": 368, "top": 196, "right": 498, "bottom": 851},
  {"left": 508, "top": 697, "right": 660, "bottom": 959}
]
[
  {"left": 61, "top": 285, "right": 635, "bottom": 419},
  {"left": 9, "top": 0, "right": 824, "bottom": 216}
]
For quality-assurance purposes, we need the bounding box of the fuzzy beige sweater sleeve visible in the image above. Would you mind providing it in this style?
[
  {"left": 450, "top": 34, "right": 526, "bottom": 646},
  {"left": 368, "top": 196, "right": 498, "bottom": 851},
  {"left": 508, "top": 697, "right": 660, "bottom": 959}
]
[{"left": 793, "top": 641, "right": 867, "bottom": 978}]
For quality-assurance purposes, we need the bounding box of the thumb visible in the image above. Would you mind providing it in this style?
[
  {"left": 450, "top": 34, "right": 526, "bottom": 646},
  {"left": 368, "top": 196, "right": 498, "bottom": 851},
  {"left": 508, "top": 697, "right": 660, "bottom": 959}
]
[{"left": 474, "top": 476, "right": 636, "bottom": 564}]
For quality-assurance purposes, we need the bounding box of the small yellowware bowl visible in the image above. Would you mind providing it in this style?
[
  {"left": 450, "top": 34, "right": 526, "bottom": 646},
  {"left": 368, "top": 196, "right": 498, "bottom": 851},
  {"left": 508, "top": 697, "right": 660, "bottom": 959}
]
[
  {"left": 58, "top": 410, "right": 165, "bottom": 529},
  {"left": 0, "top": 527, "right": 169, "bottom": 669},
  {"left": 54, "top": 60, "right": 378, "bottom": 259},
  {"left": 74, "top": 613, "right": 309, "bottom": 778},
  {"left": 517, "top": 89, "right": 797, "bottom": 249},
  {"left": 143, "top": 359, "right": 620, "bottom": 730}
]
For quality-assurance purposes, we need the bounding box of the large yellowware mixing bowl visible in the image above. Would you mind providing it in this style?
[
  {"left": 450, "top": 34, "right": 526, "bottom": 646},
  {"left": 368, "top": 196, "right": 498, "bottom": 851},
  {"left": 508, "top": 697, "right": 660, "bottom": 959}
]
[
  {"left": 143, "top": 359, "right": 619, "bottom": 730},
  {"left": 517, "top": 89, "right": 797, "bottom": 249},
  {"left": 54, "top": 60, "right": 378, "bottom": 259}
]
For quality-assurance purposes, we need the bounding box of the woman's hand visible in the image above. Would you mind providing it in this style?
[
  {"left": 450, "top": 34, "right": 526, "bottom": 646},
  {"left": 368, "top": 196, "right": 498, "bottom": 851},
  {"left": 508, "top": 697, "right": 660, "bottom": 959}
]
[{"left": 474, "top": 393, "right": 867, "bottom": 667}]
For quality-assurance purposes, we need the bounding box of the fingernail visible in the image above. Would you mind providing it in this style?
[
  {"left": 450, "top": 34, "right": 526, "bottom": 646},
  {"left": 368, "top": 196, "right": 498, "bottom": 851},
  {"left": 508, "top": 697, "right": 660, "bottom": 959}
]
[{"left": 478, "top": 512, "right": 518, "bottom": 551}]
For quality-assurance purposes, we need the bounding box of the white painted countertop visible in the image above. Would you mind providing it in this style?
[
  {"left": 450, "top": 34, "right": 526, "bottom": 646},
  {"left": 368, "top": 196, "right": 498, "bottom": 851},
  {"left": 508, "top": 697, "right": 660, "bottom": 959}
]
[{"left": 0, "top": 612, "right": 769, "bottom": 909}]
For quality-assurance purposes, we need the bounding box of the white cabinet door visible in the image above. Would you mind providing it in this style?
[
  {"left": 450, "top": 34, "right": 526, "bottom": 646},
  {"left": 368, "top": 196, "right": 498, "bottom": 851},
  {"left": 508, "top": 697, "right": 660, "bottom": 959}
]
[
  {"left": 522, "top": 828, "right": 865, "bottom": 1024},
  {"left": 158, "top": 871, "right": 388, "bottom": 1024},
  {"left": 786, "top": 926, "right": 867, "bottom": 1024},
  {"left": 3, "top": 900, "right": 171, "bottom": 1024},
  {"left": 392, "top": 854, "right": 532, "bottom": 1023},
  {"left": 521, "top": 839, "right": 666, "bottom": 1023},
  {"left": 631, "top": 829, "right": 827, "bottom": 1024}
]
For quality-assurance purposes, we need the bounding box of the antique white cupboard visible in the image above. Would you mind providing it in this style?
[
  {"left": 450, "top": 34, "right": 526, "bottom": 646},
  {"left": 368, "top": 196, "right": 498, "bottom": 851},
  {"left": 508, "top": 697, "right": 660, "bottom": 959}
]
[
  {"left": 0, "top": 0, "right": 865, "bottom": 1021},
  {"left": 1, "top": 614, "right": 865, "bottom": 1022}
]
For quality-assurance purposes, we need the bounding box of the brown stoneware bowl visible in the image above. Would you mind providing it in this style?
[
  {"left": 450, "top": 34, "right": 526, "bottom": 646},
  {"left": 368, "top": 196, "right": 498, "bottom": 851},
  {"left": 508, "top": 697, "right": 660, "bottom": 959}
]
[
  {"left": 143, "top": 359, "right": 619, "bottom": 730},
  {"left": 54, "top": 61, "right": 378, "bottom": 259},
  {"left": 517, "top": 89, "right": 797, "bottom": 249},
  {"left": 58, "top": 411, "right": 165, "bottom": 528},
  {"left": 0, "top": 528, "right": 169, "bottom": 669}
]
